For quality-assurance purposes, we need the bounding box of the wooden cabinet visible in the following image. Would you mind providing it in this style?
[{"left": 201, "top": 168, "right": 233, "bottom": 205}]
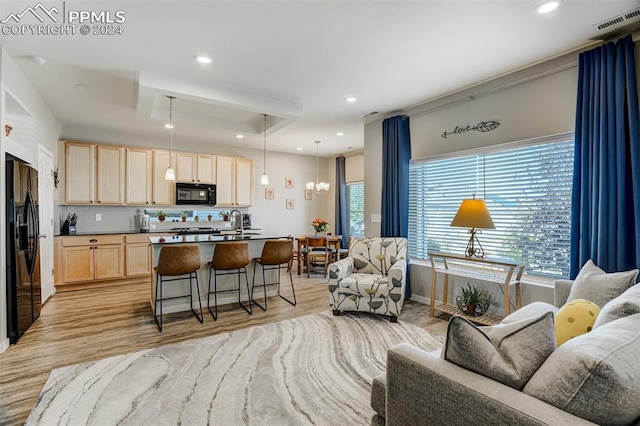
[
  {"left": 216, "top": 156, "right": 253, "bottom": 206},
  {"left": 126, "top": 148, "right": 152, "bottom": 205},
  {"left": 96, "top": 145, "right": 125, "bottom": 204},
  {"left": 152, "top": 150, "right": 175, "bottom": 205},
  {"left": 64, "top": 142, "right": 125, "bottom": 205},
  {"left": 125, "top": 234, "right": 151, "bottom": 277},
  {"left": 59, "top": 235, "right": 124, "bottom": 284},
  {"left": 177, "top": 152, "right": 216, "bottom": 184},
  {"left": 65, "top": 142, "right": 96, "bottom": 204}
]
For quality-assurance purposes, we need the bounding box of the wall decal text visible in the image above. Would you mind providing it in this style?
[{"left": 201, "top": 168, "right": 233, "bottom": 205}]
[{"left": 441, "top": 120, "right": 500, "bottom": 139}]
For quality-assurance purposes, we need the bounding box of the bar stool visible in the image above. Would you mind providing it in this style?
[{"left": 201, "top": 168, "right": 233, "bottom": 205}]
[
  {"left": 207, "top": 242, "right": 252, "bottom": 320},
  {"left": 251, "top": 239, "right": 296, "bottom": 311},
  {"left": 154, "top": 244, "right": 204, "bottom": 332}
]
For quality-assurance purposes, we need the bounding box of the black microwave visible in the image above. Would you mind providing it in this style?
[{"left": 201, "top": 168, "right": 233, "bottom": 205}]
[{"left": 176, "top": 183, "right": 216, "bottom": 205}]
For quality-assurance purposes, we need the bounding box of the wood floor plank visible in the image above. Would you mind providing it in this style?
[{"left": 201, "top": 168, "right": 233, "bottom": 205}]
[{"left": 0, "top": 274, "right": 446, "bottom": 425}]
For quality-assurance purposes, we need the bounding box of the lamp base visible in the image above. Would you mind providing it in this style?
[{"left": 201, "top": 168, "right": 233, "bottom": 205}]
[{"left": 464, "top": 228, "right": 486, "bottom": 258}]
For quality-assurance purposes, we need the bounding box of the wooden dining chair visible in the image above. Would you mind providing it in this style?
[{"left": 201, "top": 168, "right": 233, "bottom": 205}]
[{"left": 305, "top": 237, "right": 332, "bottom": 278}]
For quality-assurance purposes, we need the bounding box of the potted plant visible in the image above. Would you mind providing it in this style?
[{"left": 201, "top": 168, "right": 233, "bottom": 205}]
[
  {"left": 311, "top": 218, "right": 329, "bottom": 236},
  {"left": 218, "top": 210, "right": 231, "bottom": 221},
  {"left": 455, "top": 283, "right": 490, "bottom": 317},
  {"left": 180, "top": 211, "right": 187, "bottom": 222},
  {"left": 156, "top": 210, "right": 166, "bottom": 222}
]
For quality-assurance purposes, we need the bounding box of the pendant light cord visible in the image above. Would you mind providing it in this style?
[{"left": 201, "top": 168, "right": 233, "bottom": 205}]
[
  {"left": 168, "top": 95, "right": 175, "bottom": 167},
  {"left": 315, "top": 141, "right": 320, "bottom": 185},
  {"left": 263, "top": 114, "right": 267, "bottom": 173}
]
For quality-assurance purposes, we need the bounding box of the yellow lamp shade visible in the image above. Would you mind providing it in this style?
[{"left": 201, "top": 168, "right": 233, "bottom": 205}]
[{"left": 450, "top": 199, "right": 495, "bottom": 229}]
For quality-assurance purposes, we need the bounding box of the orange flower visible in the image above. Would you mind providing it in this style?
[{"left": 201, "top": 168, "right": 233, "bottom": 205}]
[{"left": 311, "top": 218, "right": 329, "bottom": 232}]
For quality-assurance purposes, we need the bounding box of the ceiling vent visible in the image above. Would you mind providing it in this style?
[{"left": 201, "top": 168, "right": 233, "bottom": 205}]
[
  {"left": 361, "top": 111, "right": 379, "bottom": 118},
  {"left": 590, "top": 7, "right": 640, "bottom": 40}
]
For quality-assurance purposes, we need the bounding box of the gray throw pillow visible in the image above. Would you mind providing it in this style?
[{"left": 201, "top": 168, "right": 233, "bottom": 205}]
[
  {"left": 593, "top": 284, "right": 640, "bottom": 328},
  {"left": 567, "top": 260, "right": 638, "bottom": 308},
  {"left": 441, "top": 312, "right": 555, "bottom": 390},
  {"left": 523, "top": 313, "right": 640, "bottom": 425}
]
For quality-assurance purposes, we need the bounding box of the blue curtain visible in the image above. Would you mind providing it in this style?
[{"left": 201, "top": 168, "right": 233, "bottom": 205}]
[
  {"left": 382, "top": 115, "right": 411, "bottom": 297},
  {"left": 335, "top": 156, "right": 348, "bottom": 248},
  {"left": 570, "top": 35, "right": 640, "bottom": 278}
]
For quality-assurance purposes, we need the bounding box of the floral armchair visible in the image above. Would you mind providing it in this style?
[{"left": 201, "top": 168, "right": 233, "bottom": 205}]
[{"left": 328, "top": 237, "right": 407, "bottom": 322}]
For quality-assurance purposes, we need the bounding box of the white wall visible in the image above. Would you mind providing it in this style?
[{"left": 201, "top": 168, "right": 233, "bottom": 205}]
[
  {"left": 0, "top": 46, "right": 61, "bottom": 352},
  {"left": 363, "top": 119, "right": 382, "bottom": 238}
]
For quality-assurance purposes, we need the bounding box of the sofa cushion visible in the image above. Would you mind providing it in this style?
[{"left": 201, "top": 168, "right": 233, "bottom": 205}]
[
  {"left": 523, "top": 313, "right": 640, "bottom": 425},
  {"left": 500, "top": 301, "right": 558, "bottom": 324},
  {"left": 370, "top": 373, "right": 386, "bottom": 418},
  {"left": 554, "top": 299, "right": 600, "bottom": 346},
  {"left": 567, "top": 260, "right": 638, "bottom": 308},
  {"left": 441, "top": 312, "right": 555, "bottom": 390},
  {"left": 593, "top": 284, "right": 640, "bottom": 328},
  {"left": 338, "top": 274, "right": 390, "bottom": 297}
]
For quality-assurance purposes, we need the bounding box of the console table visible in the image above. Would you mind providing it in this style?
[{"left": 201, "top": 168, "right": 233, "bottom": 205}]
[{"left": 429, "top": 252, "right": 526, "bottom": 325}]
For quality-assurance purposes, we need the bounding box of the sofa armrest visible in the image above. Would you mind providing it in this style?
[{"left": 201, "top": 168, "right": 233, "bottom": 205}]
[
  {"left": 554, "top": 279, "right": 574, "bottom": 307},
  {"left": 387, "top": 259, "right": 406, "bottom": 290},
  {"left": 385, "top": 343, "right": 595, "bottom": 426},
  {"left": 328, "top": 257, "right": 354, "bottom": 284}
]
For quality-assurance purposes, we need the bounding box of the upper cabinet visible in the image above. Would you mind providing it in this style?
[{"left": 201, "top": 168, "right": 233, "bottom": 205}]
[
  {"left": 176, "top": 152, "right": 216, "bottom": 184},
  {"left": 61, "top": 141, "right": 251, "bottom": 206},
  {"left": 65, "top": 142, "right": 124, "bottom": 205},
  {"left": 216, "top": 156, "right": 253, "bottom": 207}
]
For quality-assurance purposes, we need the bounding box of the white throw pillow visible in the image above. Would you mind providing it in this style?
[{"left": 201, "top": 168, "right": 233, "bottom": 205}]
[
  {"left": 567, "top": 260, "right": 638, "bottom": 308},
  {"left": 593, "top": 284, "right": 640, "bottom": 328},
  {"left": 441, "top": 312, "right": 555, "bottom": 390}
]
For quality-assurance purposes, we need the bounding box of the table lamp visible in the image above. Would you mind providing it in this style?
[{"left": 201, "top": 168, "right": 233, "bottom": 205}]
[{"left": 450, "top": 196, "right": 495, "bottom": 258}]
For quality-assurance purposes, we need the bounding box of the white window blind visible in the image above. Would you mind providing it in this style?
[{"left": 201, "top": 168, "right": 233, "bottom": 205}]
[
  {"left": 348, "top": 182, "right": 365, "bottom": 237},
  {"left": 409, "top": 137, "right": 574, "bottom": 278}
]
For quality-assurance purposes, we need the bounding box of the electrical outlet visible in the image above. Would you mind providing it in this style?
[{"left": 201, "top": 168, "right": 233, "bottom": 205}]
[
  {"left": 95, "top": 213, "right": 102, "bottom": 221},
  {"left": 371, "top": 214, "right": 381, "bottom": 223}
]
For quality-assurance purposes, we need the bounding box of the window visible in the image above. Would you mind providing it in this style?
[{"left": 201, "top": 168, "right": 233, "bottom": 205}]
[
  {"left": 409, "top": 136, "right": 574, "bottom": 278},
  {"left": 347, "top": 182, "right": 365, "bottom": 238}
]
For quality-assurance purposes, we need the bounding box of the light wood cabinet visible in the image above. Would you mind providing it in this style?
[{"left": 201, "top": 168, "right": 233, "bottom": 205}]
[
  {"left": 96, "top": 145, "right": 125, "bottom": 205},
  {"left": 177, "top": 152, "right": 216, "bottom": 184},
  {"left": 59, "top": 235, "right": 124, "bottom": 284},
  {"left": 216, "top": 156, "right": 253, "bottom": 206},
  {"left": 152, "top": 150, "right": 175, "bottom": 205},
  {"left": 65, "top": 142, "right": 96, "bottom": 204},
  {"left": 126, "top": 148, "right": 152, "bottom": 205},
  {"left": 125, "top": 234, "right": 151, "bottom": 277}
]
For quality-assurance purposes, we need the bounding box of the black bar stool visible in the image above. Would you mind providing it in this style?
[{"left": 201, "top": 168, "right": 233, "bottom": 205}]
[
  {"left": 154, "top": 244, "right": 204, "bottom": 332},
  {"left": 251, "top": 239, "right": 296, "bottom": 311},
  {"left": 207, "top": 241, "right": 252, "bottom": 320}
]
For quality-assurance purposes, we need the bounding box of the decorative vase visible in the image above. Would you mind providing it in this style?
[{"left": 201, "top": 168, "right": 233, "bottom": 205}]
[
  {"left": 314, "top": 230, "right": 327, "bottom": 237},
  {"left": 181, "top": 216, "right": 187, "bottom": 222},
  {"left": 158, "top": 215, "right": 166, "bottom": 222},
  {"left": 207, "top": 215, "right": 212, "bottom": 222}
]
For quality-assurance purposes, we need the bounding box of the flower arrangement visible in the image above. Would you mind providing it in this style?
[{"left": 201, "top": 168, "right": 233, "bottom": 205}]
[{"left": 312, "top": 218, "right": 330, "bottom": 232}]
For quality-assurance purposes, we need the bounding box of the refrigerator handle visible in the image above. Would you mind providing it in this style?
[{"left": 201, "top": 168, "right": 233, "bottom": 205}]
[{"left": 24, "top": 191, "right": 38, "bottom": 275}]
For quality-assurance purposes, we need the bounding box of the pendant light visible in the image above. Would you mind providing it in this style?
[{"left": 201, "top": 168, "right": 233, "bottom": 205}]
[
  {"left": 164, "top": 95, "right": 176, "bottom": 181},
  {"left": 306, "top": 140, "right": 330, "bottom": 194},
  {"left": 260, "top": 113, "right": 269, "bottom": 185}
]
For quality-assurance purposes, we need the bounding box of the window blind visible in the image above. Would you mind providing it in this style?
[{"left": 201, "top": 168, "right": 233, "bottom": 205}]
[{"left": 409, "top": 138, "right": 574, "bottom": 278}]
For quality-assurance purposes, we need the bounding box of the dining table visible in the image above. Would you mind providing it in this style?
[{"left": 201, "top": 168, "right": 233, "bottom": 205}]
[{"left": 295, "top": 235, "right": 343, "bottom": 275}]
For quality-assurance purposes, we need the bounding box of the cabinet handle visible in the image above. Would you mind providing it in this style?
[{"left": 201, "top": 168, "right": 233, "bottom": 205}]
[
  {"left": 90, "top": 200, "right": 93, "bottom": 203},
  {"left": 90, "top": 239, "right": 98, "bottom": 243}
]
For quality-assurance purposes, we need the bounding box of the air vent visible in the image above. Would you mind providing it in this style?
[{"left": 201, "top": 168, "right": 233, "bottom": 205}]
[
  {"left": 591, "top": 7, "right": 640, "bottom": 41},
  {"left": 361, "top": 111, "right": 379, "bottom": 118}
]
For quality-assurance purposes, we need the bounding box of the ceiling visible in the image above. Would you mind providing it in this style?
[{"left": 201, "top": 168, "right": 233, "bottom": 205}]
[{"left": 0, "top": 1, "right": 637, "bottom": 156}]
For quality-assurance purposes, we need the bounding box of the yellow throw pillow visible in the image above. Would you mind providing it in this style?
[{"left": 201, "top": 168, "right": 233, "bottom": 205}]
[{"left": 555, "top": 299, "right": 600, "bottom": 346}]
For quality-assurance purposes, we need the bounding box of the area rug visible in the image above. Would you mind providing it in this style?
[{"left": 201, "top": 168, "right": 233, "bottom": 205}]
[{"left": 27, "top": 311, "right": 443, "bottom": 425}]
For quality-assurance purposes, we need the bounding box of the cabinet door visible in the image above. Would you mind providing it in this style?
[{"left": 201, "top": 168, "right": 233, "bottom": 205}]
[
  {"left": 96, "top": 145, "right": 125, "bottom": 204},
  {"left": 125, "top": 243, "right": 151, "bottom": 277},
  {"left": 216, "top": 156, "right": 234, "bottom": 206},
  {"left": 126, "top": 149, "right": 152, "bottom": 205},
  {"left": 152, "top": 150, "right": 175, "bottom": 205},
  {"left": 197, "top": 155, "right": 216, "bottom": 184},
  {"left": 61, "top": 246, "right": 94, "bottom": 283},
  {"left": 235, "top": 158, "right": 253, "bottom": 206},
  {"left": 65, "top": 142, "right": 95, "bottom": 204},
  {"left": 94, "top": 245, "right": 124, "bottom": 280},
  {"left": 176, "top": 153, "right": 197, "bottom": 182}
]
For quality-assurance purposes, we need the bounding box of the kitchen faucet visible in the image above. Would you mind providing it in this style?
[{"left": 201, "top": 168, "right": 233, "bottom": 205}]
[{"left": 230, "top": 210, "right": 244, "bottom": 235}]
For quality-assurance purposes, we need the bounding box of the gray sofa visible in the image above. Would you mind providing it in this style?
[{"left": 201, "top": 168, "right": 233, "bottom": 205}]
[{"left": 371, "top": 279, "right": 640, "bottom": 425}]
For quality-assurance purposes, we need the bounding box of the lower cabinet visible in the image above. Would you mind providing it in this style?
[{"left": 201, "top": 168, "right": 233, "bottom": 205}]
[{"left": 125, "top": 234, "right": 152, "bottom": 277}]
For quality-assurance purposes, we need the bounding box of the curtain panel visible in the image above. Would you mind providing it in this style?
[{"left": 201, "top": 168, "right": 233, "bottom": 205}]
[{"left": 570, "top": 34, "right": 640, "bottom": 278}]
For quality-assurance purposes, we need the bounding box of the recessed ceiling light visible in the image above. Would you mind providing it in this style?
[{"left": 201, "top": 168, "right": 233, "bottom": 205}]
[
  {"left": 164, "top": 123, "right": 174, "bottom": 129},
  {"left": 296, "top": 147, "right": 303, "bottom": 151},
  {"left": 337, "top": 132, "right": 344, "bottom": 136},
  {"left": 536, "top": 0, "right": 561, "bottom": 14},
  {"left": 194, "top": 55, "right": 212, "bottom": 64},
  {"left": 345, "top": 97, "right": 357, "bottom": 103},
  {"left": 236, "top": 134, "right": 244, "bottom": 139}
]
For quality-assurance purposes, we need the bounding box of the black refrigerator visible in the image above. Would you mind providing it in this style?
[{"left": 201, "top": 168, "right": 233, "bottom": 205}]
[{"left": 6, "top": 155, "right": 41, "bottom": 345}]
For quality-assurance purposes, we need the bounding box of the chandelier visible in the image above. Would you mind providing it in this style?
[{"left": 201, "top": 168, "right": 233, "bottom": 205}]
[{"left": 306, "top": 140, "right": 330, "bottom": 194}]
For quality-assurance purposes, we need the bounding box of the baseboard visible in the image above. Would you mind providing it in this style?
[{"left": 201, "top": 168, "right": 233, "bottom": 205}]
[
  {"left": 408, "top": 294, "right": 430, "bottom": 305},
  {"left": 0, "top": 338, "right": 10, "bottom": 354}
]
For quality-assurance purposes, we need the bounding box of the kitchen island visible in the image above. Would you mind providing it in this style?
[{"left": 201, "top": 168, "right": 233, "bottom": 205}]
[{"left": 149, "top": 234, "right": 291, "bottom": 316}]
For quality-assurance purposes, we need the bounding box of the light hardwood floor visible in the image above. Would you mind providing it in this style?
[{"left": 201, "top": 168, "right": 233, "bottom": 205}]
[{"left": 0, "top": 274, "right": 447, "bottom": 425}]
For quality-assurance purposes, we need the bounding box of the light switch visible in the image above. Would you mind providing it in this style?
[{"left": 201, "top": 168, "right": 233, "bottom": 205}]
[
  {"left": 371, "top": 214, "right": 381, "bottom": 223},
  {"left": 95, "top": 213, "right": 102, "bottom": 221}
]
